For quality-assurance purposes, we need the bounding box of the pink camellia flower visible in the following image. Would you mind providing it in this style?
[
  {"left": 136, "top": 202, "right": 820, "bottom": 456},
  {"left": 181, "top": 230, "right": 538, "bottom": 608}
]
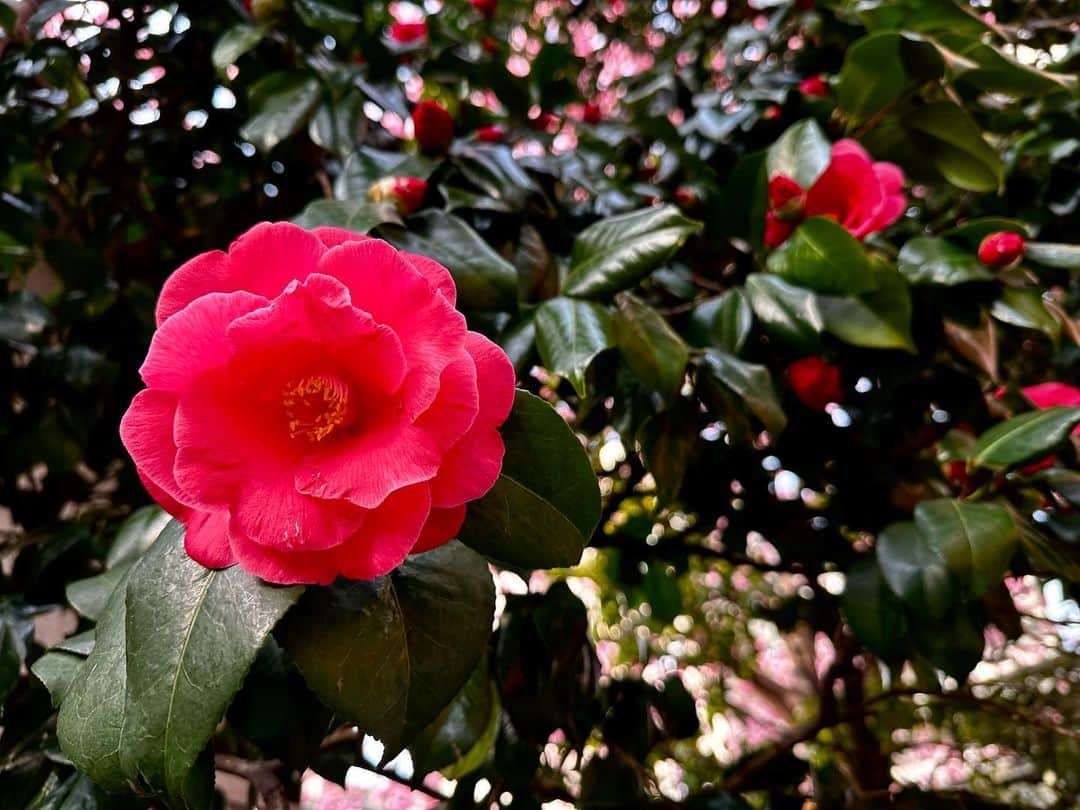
[
  {"left": 475, "top": 125, "right": 505, "bottom": 143},
  {"left": 765, "top": 139, "right": 905, "bottom": 248},
  {"left": 120, "top": 223, "right": 515, "bottom": 585},
  {"left": 977, "top": 231, "right": 1025, "bottom": 268},
  {"left": 798, "top": 75, "right": 828, "bottom": 98},
  {"left": 787, "top": 356, "right": 843, "bottom": 412},
  {"left": 389, "top": 20, "right": 427, "bottom": 44}
]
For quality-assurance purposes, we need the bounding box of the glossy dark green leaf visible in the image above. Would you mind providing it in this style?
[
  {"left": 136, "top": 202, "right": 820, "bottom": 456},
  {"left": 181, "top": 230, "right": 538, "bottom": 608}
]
[
  {"left": 911, "top": 605, "right": 986, "bottom": 681},
  {"left": 765, "top": 217, "right": 876, "bottom": 296},
  {"left": 308, "top": 94, "right": 365, "bottom": 156},
  {"left": 686, "top": 289, "right": 753, "bottom": 355},
  {"left": 970, "top": 407, "right": 1080, "bottom": 468},
  {"left": 701, "top": 350, "right": 787, "bottom": 435},
  {"left": 292, "top": 199, "right": 399, "bottom": 233},
  {"left": 106, "top": 505, "right": 170, "bottom": 569},
  {"left": 818, "top": 265, "right": 914, "bottom": 351},
  {"left": 31, "top": 651, "right": 85, "bottom": 707},
  {"left": 0, "top": 290, "right": 53, "bottom": 343},
  {"left": 26, "top": 772, "right": 108, "bottom": 810},
  {"left": 66, "top": 563, "right": 130, "bottom": 622},
  {"left": 1025, "top": 241, "right": 1080, "bottom": 270},
  {"left": 744, "top": 274, "right": 824, "bottom": 348},
  {"left": 563, "top": 205, "right": 701, "bottom": 298},
  {"left": 904, "top": 102, "right": 1003, "bottom": 192},
  {"left": 459, "top": 391, "right": 600, "bottom": 569},
  {"left": 940, "top": 217, "right": 1028, "bottom": 249},
  {"left": 637, "top": 402, "right": 698, "bottom": 505},
  {"left": 841, "top": 559, "right": 909, "bottom": 660},
  {"left": 0, "top": 602, "right": 34, "bottom": 707},
  {"left": 612, "top": 293, "right": 689, "bottom": 400},
  {"left": 990, "top": 287, "right": 1059, "bottom": 339},
  {"left": 278, "top": 542, "right": 494, "bottom": 757},
  {"left": 451, "top": 143, "right": 544, "bottom": 213},
  {"left": 211, "top": 24, "right": 266, "bottom": 73},
  {"left": 294, "top": 0, "right": 363, "bottom": 30},
  {"left": 534, "top": 297, "right": 614, "bottom": 397},
  {"left": 116, "top": 522, "right": 302, "bottom": 805},
  {"left": 409, "top": 657, "right": 499, "bottom": 778},
  {"left": 876, "top": 521, "right": 954, "bottom": 619},
  {"left": 380, "top": 211, "right": 517, "bottom": 311},
  {"left": 914, "top": 499, "right": 1017, "bottom": 597},
  {"left": 766, "top": 119, "right": 832, "bottom": 188},
  {"left": 334, "top": 147, "right": 432, "bottom": 201},
  {"left": 240, "top": 72, "right": 322, "bottom": 154},
  {"left": 898, "top": 236, "right": 993, "bottom": 285},
  {"left": 1035, "top": 469, "right": 1080, "bottom": 507},
  {"left": 837, "top": 32, "right": 912, "bottom": 125},
  {"left": 939, "top": 37, "right": 1078, "bottom": 97}
]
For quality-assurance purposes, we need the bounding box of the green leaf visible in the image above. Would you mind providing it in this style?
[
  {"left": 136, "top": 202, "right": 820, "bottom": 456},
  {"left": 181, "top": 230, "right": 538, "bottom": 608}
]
[
  {"left": 686, "top": 289, "right": 753, "bottom": 355},
  {"left": 766, "top": 119, "right": 832, "bottom": 188},
  {"left": 837, "top": 32, "right": 912, "bottom": 126},
  {"left": 107, "top": 505, "right": 171, "bottom": 569},
  {"left": 563, "top": 205, "right": 702, "bottom": 298},
  {"left": 211, "top": 24, "right": 266, "bottom": 74},
  {"left": 451, "top": 143, "right": 545, "bottom": 213},
  {"left": 308, "top": 94, "right": 365, "bottom": 156},
  {"left": 57, "top": 566, "right": 135, "bottom": 792},
  {"left": 278, "top": 542, "right": 494, "bottom": 757},
  {"left": 701, "top": 350, "right": 787, "bottom": 435},
  {"left": 292, "top": 199, "right": 399, "bottom": 233},
  {"left": 913, "top": 499, "right": 1017, "bottom": 598},
  {"left": 744, "top": 274, "right": 824, "bottom": 348},
  {"left": 1025, "top": 241, "right": 1080, "bottom": 270},
  {"left": 904, "top": 102, "right": 1003, "bottom": 192},
  {"left": 612, "top": 293, "right": 689, "bottom": 400},
  {"left": 26, "top": 772, "right": 109, "bottom": 810},
  {"left": 409, "top": 657, "right": 499, "bottom": 779},
  {"left": 32, "top": 650, "right": 85, "bottom": 707},
  {"left": 294, "top": 0, "right": 363, "bottom": 30},
  {"left": 970, "top": 407, "right": 1080, "bottom": 469},
  {"left": 876, "top": 521, "right": 954, "bottom": 619},
  {"left": 240, "top": 73, "right": 322, "bottom": 154},
  {"left": 459, "top": 391, "right": 600, "bottom": 569},
  {"left": 0, "top": 602, "right": 34, "bottom": 706},
  {"left": 0, "top": 290, "right": 53, "bottom": 343},
  {"left": 765, "top": 217, "right": 876, "bottom": 296},
  {"left": 379, "top": 211, "right": 518, "bottom": 311},
  {"left": 818, "top": 265, "right": 914, "bottom": 351},
  {"left": 911, "top": 604, "right": 986, "bottom": 681},
  {"left": 66, "top": 563, "right": 131, "bottom": 622},
  {"left": 898, "top": 236, "right": 993, "bottom": 285},
  {"left": 334, "top": 147, "right": 433, "bottom": 201},
  {"left": 940, "top": 217, "right": 1028, "bottom": 249},
  {"left": 534, "top": 297, "right": 614, "bottom": 397},
  {"left": 115, "top": 522, "right": 303, "bottom": 805},
  {"left": 841, "top": 559, "right": 909, "bottom": 660},
  {"left": 990, "top": 287, "right": 1059, "bottom": 339},
  {"left": 637, "top": 402, "right": 698, "bottom": 505}
]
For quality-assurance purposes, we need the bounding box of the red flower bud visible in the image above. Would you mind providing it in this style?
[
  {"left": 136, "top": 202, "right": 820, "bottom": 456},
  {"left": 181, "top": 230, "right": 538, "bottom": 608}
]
[
  {"left": 482, "top": 37, "right": 498, "bottom": 54},
  {"left": 795, "top": 0, "right": 815, "bottom": 9},
  {"left": 583, "top": 102, "right": 602, "bottom": 124},
  {"left": 389, "top": 20, "right": 427, "bottom": 44},
  {"left": 368, "top": 176, "right": 428, "bottom": 215},
  {"left": 977, "top": 231, "right": 1025, "bottom": 268},
  {"left": 798, "top": 75, "right": 828, "bottom": 98},
  {"left": 763, "top": 104, "right": 782, "bottom": 120},
  {"left": 475, "top": 125, "right": 505, "bottom": 143},
  {"left": 530, "top": 111, "right": 560, "bottom": 133},
  {"left": 787, "top": 356, "right": 843, "bottom": 411},
  {"left": 673, "top": 186, "right": 698, "bottom": 209},
  {"left": 470, "top": 0, "right": 498, "bottom": 17},
  {"left": 412, "top": 99, "right": 454, "bottom": 155}
]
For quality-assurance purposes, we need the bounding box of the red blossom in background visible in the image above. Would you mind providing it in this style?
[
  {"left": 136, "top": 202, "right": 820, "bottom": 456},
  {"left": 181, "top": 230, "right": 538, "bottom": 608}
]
[
  {"left": 470, "top": 0, "right": 498, "bottom": 17},
  {"left": 475, "top": 125, "right": 505, "bottom": 143},
  {"left": 412, "top": 99, "right": 454, "bottom": 154},
  {"left": 798, "top": 75, "right": 829, "bottom": 98},
  {"left": 120, "top": 223, "right": 515, "bottom": 585},
  {"left": 583, "top": 101, "right": 602, "bottom": 124},
  {"left": 787, "top": 357, "right": 843, "bottom": 411},
  {"left": 368, "top": 176, "right": 428, "bottom": 215},
  {"left": 978, "top": 231, "right": 1026, "bottom": 267},
  {"left": 766, "top": 139, "right": 905, "bottom": 248},
  {"left": 389, "top": 20, "right": 427, "bottom": 44}
]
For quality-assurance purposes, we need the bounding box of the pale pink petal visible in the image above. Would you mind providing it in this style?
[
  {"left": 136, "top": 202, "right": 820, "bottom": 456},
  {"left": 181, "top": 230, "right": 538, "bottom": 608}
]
[{"left": 140, "top": 291, "right": 268, "bottom": 393}]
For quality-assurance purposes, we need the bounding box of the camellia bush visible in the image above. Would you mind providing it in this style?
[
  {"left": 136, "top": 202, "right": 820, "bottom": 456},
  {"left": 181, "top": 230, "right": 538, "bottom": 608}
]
[{"left": 1, "top": 0, "right": 1079, "bottom": 808}]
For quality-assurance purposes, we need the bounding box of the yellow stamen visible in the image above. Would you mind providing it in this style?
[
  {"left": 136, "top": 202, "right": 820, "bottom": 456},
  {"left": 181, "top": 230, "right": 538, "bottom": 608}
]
[{"left": 282, "top": 373, "right": 349, "bottom": 442}]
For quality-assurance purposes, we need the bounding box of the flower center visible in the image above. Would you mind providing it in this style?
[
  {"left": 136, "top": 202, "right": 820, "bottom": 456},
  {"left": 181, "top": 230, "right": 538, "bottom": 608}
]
[{"left": 282, "top": 373, "right": 350, "bottom": 443}]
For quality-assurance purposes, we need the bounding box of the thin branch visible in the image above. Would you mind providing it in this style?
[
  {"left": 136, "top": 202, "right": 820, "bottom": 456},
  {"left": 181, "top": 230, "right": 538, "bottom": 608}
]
[
  {"left": 348, "top": 760, "right": 450, "bottom": 801},
  {"left": 214, "top": 754, "right": 288, "bottom": 810}
]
